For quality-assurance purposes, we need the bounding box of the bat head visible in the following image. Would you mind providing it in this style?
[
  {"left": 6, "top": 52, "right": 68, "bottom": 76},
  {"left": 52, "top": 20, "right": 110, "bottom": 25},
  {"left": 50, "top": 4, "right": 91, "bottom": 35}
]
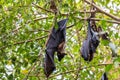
[{"left": 57, "top": 52, "right": 66, "bottom": 61}]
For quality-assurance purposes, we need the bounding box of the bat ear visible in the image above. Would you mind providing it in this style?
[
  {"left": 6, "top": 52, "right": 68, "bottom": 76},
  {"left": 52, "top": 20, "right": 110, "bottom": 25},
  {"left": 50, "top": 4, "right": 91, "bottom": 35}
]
[{"left": 57, "top": 19, "right": 68, "bottom": 30}]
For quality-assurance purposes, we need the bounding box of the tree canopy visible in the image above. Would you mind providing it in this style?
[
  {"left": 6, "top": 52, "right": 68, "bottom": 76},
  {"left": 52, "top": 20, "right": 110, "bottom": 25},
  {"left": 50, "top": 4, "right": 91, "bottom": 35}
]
[{"left": 0, "top": 0, "right": 120, "bottom": 80}]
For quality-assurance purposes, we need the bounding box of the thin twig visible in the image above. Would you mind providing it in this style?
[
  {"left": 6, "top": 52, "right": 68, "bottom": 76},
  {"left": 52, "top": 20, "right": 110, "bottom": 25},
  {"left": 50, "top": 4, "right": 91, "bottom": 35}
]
[
  {"left": 26, "top": 16, "right": 49, "bottom": 23},
  {"left": 23, "top": 53, "right": 43, "bottom": 80},
  {"left": 32, "top": 3, "right": 54, "bottom": 13},
  {"left": 13, "top": 17, "right": 48, "bottom": 33},
  {"left": 33, "top": 63, "right": 115, "bottom": 78},
  {"left": 0, "top": 23, "right": 76, "bottom": 50},
  {"left": 84, "top": 0, "right": 120, "bottom": 21},
  {"left": 0, "top": 35, "right": 48, "bottom": 50},
  {"left": 1, "top": 16, "right": 49, "bottom": 42},
  {"left": 49, "top": 70, "right": 77, "bottom": 78},
  {"left": 30, "top": 29, "right": 50, "bottom": 33},
  {"left": 33, "top": 17, "right": 49, "bottom": 22},
  {"left": 61, "top": 10, "right": 98, "bottom": 16},
  {"left": 14, "top": 35, "right": 48, "bottom": 45},
  {"left": 76, "top": 17, "right": 120, "bottom": 24},
  {"left": 74, "top": 27, "right": 82, "bottom": 80},
  {"left": 23, "top": 32, "right": 48, "bottom": 80},
  {"left": 1, "top": 16, "right": 119, "bottom": 50}
]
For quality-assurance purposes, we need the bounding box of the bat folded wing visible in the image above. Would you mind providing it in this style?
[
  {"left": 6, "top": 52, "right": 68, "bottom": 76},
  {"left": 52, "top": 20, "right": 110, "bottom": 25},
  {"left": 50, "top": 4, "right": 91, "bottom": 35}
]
[
  {"left": 81, "top": 40, "right": 90, "bottom": 61},
  {"left": 80, "top": 19, "right": 100, "bottom": 61},
  {"left": 44, "top": 49, "right": 56, "bottom": 77},
  {"left": 44, "top": 19, "right": 68, "bottom": 77}
]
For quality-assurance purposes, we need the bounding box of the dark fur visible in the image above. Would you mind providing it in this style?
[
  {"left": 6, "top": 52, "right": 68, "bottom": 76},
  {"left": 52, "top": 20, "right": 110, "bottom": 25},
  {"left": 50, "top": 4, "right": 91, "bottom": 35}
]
[
  {"left": 81, "top": 19, "right": 100, "bottom": 61},
  {"left": 44, "top": 19, "right": 68, "bottom": 77}
]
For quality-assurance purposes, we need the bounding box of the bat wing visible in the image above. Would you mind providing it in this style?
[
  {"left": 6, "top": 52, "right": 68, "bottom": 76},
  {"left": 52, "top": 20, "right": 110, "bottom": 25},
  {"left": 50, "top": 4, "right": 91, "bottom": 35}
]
[
  {"left": 81, "top": 19, "right": 100, "bottom": 61},
  {"left": 44, "top": 28, "right": 57, "bottom": 77},
  {"left": 80, "top": 19, "right": 92, "bottom": 61},
  {"left": 44, "top": 49, "right": 56, "bottom": 77},
  {"left": 46, "top": 28, "right": 58, "bottom": 49},
  {"left": 44, "top": 19, "right": 68, "bottom": 77},
  {"left": 81, "top": 39, "right": 90, "bottom": 61},
  {"left": 56, "top": 19, "right": 68, "bottom": 61}
]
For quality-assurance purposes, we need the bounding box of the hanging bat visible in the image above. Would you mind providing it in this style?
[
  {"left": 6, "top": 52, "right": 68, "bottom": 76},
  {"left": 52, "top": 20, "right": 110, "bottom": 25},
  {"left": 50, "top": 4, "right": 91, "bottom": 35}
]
[
  {"left": 80, "top": 19, "right": 100, "bottom": 61},
  {"left": 44, "top": 19, "right": 68, "bottom": 77},
  {"left": 101, "top": 72, "right": 108, "bottom": 80}
]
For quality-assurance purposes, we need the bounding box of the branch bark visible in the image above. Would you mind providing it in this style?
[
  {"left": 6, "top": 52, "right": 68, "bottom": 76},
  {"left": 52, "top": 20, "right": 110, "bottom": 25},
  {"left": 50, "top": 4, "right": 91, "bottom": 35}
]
[
  {"left": 84, "top": 0, "right": 120, "bottom": 21},
  {"left": 0, "top": 35, "right": 48, "bottom": 50},
  {"left": 32, "top": 63, "right": 116, "bottom": 78},
  {"left": 61, "top": 10, "right": 98, "bottom": 16},
  {"left": 14, "top": 35, "right": 48, "bottom": 45},
  {"left": 76, "top": 17, "right": 120, "bottom": 24},
  {"left": 32, "top": 3, "right": 54, "bottom": 13}
]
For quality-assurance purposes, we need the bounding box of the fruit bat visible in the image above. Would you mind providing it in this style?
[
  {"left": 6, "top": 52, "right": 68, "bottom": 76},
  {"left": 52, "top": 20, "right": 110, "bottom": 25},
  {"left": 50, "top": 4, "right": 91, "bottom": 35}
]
[
  {"left": 101, "top": 72, "right": 108, "bottom": 80},
  {"left": 80, "top": 19, "right": 100, "bottom": 61},
  {"left": 44, "top": 19, "right": 68, "bottom": 77}
]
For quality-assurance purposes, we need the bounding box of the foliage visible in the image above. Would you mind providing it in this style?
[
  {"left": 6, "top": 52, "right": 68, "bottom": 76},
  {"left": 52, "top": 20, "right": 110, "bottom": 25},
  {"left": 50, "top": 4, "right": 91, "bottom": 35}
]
[{"left": 0, "top": 0, "right": 120, "bottom": 80}]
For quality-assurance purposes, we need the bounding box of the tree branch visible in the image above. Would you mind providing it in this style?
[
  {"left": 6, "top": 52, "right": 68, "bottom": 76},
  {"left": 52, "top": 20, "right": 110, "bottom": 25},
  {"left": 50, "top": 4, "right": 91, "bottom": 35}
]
[
  {"left": 23, "top": 53, "right": 43, "bottom": 80},
  {"left": 33, "top": 17, "right": 49, "bottom": 22},
  {"left": 30, "top": 29, "right": 50, "bottom": 33},
  {"left": 32, "top": 3, "right": 54, "bottom": 13},
  {"left": 84, "top": 0, "right": 120, "bottom": 21},
  {"left": 31, "top": 63, "right": 115, "bottom": 78},
  {"left": 76, "top": 17, "right": 120, "bottom": 24},
  {"left": 67, "top": 24, "right": 75, "bottom": 29},
  {"left": 0, "top": 23, "right": 76, "bottom": 50},
  {"left": 26, "top": 16, "right": 49, "bottom": 24},
  {"left": 61, "top": 10, "right": 98, "bottom": 16},
  {"left": 0, "top": 17, "right": 49, "bottom": 42},
  {"left": 0, "top": 35, "right": 48, "bottom": 50},
  {"left": 14, "top": 35, "right": 48, "bottom": 45},
  {"left": 0, "top": 16, "right": 119, "bottom": 50}
]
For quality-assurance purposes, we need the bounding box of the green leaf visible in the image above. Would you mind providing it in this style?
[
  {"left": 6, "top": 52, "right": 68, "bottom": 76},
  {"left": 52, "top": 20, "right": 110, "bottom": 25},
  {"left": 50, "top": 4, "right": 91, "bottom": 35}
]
[
  {"left": 115, "top": 33, "right": 118, "bottom": 38},
  {"left": 8, "top": 74, "right": 13, "bottom": 80},
  {"left": 101, "top": 39, "right": 109, "bottom": 46},
  {"left": 105, "top": 64, "right": 113, "bottom": 72},
  {"left": 100, "top": 20, "right": 107, "bottom": 30}
]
